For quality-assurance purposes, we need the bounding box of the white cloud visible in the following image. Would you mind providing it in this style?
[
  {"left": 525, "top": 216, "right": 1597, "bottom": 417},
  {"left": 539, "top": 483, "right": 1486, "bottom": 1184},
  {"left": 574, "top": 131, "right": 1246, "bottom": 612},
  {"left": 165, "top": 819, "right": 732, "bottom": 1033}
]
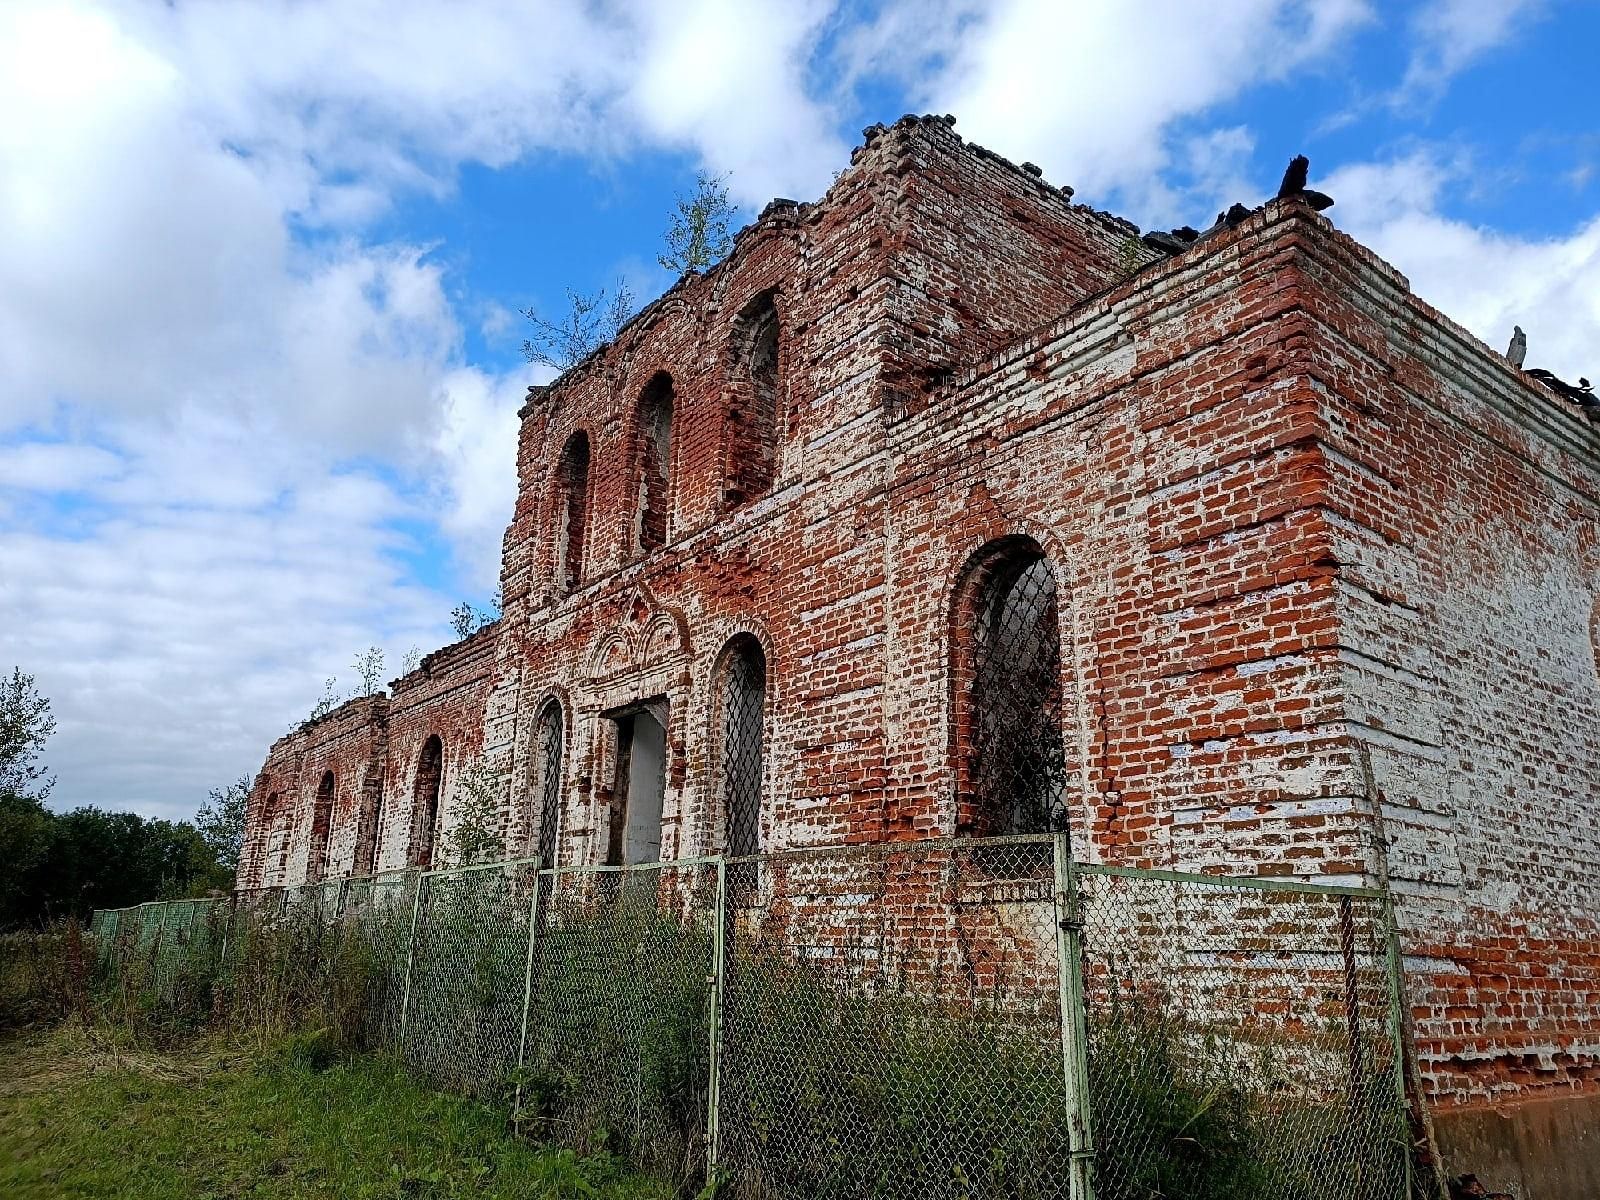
[
  {"left": 1323, "top": 153, "right": 1600, "bottom": 383},
  {"left": 2, "top": 0, "right": 1592, "bottom": 830},
  {"left": 1400, "top": 0, "right": 1547, "bottom": 99},
  {"left": 859, "top": 0, "right": 1372, "bottom": 213},
  {"left": 0, "top": 415, "right": 450, "bottom": 821}
]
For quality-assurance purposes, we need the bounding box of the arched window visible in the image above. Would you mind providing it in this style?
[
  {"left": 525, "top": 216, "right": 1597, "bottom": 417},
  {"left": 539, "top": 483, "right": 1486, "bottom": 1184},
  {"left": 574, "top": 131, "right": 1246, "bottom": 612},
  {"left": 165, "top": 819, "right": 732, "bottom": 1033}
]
[
  {"left": 633, "top": 374, "right": 674, "bottom": 553},
  {"left": 411, "top": 735, "right": 444, "bottom": 868},
  {"left": 257, "top": 790, "right": 287, "bottom": 885},
  {"left": 530, "top": 700, "right": 564, "bottom": 869},
  {"left": 308, "top": 771, "right": 335, "bottom": 882},
  {"left": 714, "top": 635, "right": 767, "bottom": 859},
  {"left": 553, "top": 431, "right": 591, "bottom": 593},
  {"left": 355, "top": 768, "right": 384, "bottom": 876},
  {"left": 725, "top": 294, "right": 780, "bottom": 508},
  {"left": 953, "top": 540, "right": 1067, "bottom": 837}
]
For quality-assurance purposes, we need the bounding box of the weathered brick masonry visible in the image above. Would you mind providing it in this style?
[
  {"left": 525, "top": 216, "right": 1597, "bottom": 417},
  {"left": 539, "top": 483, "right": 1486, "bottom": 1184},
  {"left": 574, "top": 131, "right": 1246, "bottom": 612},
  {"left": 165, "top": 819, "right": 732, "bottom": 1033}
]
[{"left": 237, "top": 115, "right": 1600, "bottom": 1188}]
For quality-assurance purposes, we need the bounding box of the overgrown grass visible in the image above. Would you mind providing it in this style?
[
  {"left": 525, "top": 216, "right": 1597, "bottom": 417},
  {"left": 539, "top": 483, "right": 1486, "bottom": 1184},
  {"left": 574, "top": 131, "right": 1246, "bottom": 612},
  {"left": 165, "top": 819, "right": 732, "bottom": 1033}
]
[{"left": 0, "top": 1025, "right": 668, "bottom": 1199}]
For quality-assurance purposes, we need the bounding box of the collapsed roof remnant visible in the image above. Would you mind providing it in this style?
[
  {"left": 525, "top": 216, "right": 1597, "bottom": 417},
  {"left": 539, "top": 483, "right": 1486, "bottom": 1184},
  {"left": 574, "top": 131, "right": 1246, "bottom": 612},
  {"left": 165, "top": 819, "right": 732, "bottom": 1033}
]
[
  {"left": 1276, "top": 153, "right": 1335, "bottom": 211},
  {"left": 1526, "top": 367, "right": 1597, "bottom": 414},
  {"left": 1141, "top": 226, "right": 1199, "bottom": 255}
]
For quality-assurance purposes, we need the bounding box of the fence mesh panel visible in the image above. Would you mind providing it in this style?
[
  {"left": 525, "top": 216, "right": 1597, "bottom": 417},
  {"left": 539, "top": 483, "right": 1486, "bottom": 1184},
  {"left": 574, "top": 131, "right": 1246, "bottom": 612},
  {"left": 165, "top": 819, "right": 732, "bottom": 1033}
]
[
  {"left": 85, "top": 839, "right": 1412, "bottom": 1200},
  {"left": 720, "top": 836, "right": 1069, "bottom": 1200},
  {"left": 1076, "top": 867, "right": 1408, "bottom": 1200},
  {"left": 404, "top": 863, "right": 538, "bottom": 1093},
  {"left": 521, "top": 860, "right": 718, "bottom": 1189}
]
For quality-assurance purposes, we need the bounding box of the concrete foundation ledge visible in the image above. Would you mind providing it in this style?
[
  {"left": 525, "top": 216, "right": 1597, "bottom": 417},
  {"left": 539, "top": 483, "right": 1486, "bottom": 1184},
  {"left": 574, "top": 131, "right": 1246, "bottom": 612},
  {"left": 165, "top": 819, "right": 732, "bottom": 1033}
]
[{"left": 1434, "top": 1090, "right": 1600, "bottom": 1199}]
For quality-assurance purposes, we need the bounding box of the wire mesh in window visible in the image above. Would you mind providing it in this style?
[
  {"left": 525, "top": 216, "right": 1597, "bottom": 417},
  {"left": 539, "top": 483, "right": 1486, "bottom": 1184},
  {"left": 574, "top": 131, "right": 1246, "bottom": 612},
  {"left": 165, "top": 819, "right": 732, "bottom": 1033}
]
[
  {"left": 533, "top": 700, "right": 564, "bottom": 869},
  {"left": 719, "top": 637, "right": 766, "bottom": 865},
  {"left": 966, "top": 550, "right": 1067, "bottom": 836}
]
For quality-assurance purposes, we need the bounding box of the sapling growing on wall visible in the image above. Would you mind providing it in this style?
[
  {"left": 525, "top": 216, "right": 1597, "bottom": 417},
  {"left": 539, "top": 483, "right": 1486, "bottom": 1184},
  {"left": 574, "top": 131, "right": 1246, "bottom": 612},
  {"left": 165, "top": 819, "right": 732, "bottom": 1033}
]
[
  {"left": 303, "top": 677, "right": 340, "bottom": 726},
  {"left": 352, "top": 646, "right": 385, "bottom": 696},
  {"left": 445, "top": 754, "right": 504, "bottom": 866},
  {"left": 521, "top": 281, "right": 634, "bottom": 372},
  {"left": 659, "top": 170, "right": 737, "bottom": 274}
]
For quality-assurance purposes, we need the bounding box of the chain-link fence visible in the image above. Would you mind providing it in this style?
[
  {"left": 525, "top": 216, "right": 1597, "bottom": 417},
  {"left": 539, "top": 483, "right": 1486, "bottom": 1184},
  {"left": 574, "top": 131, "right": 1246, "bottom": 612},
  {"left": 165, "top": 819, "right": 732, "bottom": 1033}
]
[{"left": 90, "top": 836, "right": 1412, "bottom": 1199}]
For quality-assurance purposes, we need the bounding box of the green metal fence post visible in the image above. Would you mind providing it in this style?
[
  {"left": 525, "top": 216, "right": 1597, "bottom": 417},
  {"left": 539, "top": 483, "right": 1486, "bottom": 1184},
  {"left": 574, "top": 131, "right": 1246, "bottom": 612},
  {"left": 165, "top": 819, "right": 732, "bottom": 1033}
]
[
  {"left": 704, "top": 856, "right": 729, "bottom": 1186},
  {"left": 397, "top": 873, "right": 428, "bottom": 1060},
  {"left": 513, "top": 868, "right": 545, "bottom": 1125},
  {"left": 1053, "top": 833, "right": 1096, "bottom": 1200},
  {"left": 1382, "top": 889, "right": 1414, "bottom": 1200}
]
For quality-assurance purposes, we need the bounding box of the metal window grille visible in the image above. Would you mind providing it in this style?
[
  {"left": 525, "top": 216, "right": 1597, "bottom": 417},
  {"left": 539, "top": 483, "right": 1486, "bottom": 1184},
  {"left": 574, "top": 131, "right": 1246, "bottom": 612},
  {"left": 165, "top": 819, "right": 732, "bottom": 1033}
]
[
  {"left": 534, "top": 701, "right": 564, "bottom": 868},
  {"left": 720, "top": 639, "right": 766, "bottom": 860},
  {"left": 969, "top": 552, "right": 1067, "bottom": 835}
]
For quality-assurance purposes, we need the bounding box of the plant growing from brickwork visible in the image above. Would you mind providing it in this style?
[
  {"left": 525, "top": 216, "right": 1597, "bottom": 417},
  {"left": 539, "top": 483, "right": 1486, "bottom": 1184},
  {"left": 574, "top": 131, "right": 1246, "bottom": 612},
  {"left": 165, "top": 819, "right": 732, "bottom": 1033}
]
[
  {"left": 659, "top": 171, "right": 737, "bottom": 275},
  {"left": 443, "top": 756, "right": 505, "bottom": 868},
  {"left": 521, "top": 281, "right": 635, "bottom": 372},
  {"left": 302, "top": 676, "right": 340, "bottom": 727},
  {"left": 351, "top": 645, "right": 385, "bottom": 696}
]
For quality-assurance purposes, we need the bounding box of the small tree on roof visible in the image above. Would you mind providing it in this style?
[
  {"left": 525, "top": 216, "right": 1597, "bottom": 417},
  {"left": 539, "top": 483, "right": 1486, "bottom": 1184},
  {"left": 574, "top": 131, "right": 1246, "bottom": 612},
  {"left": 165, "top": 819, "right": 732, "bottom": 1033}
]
[{"left": 660, "top": 171, "right": 737, "bottom": 275}]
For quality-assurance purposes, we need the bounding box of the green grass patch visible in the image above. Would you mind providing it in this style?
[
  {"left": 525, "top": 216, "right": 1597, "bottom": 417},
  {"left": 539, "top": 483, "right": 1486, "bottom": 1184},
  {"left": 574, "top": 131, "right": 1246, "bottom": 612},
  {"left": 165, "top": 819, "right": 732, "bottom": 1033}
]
[{"left": 0, "top": 1027, "right": 669, "bottom": 1199}]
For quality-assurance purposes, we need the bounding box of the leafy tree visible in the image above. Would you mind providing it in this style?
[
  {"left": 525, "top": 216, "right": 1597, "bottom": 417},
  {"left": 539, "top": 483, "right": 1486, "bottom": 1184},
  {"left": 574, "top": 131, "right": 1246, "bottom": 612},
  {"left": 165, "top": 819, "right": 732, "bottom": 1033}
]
[
  {"left": 0, "top": 671, "right": 233, "bottom": 928},
  {"left": 0, "top": 667, "right": 55, "bottom": 801},
  {"left": 0, "top": 791, "right": 53, "bottom": 930},
  {"left": 194, "top": 774, "right": 251, "bottom": 873},
  {"left": 521, "top": 280, "right": 634, "bottom": 372},
  {"left": 659, "top": 171, "right": 737, "bottom": 274},
  {"left": 445, "top": 755, "right": 505, "bottom": 867},
  {"left": 449, "top": 601, "right": 496, "bottom": 640},
  {"left": 400, "top": 645, "right": 423, "bottom": 675},
  {"left": 304, "top": 676, "right": 340, "bottom": 726},
  {"left": 352, "top": 645, "right": 385, "bottom": 696}
]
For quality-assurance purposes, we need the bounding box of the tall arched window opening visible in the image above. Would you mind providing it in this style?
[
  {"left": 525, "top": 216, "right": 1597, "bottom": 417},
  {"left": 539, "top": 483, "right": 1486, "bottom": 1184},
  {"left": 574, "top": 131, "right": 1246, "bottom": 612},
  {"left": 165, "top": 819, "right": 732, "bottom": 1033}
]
[
  {"left": 411, "top": 735, "right": 444, "bottom": 869},
  {"left": 308, "top": 771, "right": 335, "bottom": 882},
  {"left": 954, "top": 540, "right": 1067, "bottom": 838},
  {"left": 715, "top": 635, "right": 767, "bottom": 860},
  {"left": 634, "top": 375, "right": 674, "bottom": 553},
  {"left": 259, "top": 791, "right": 287, "bottom": 886},
  {"left": 530, "top": 700, "right": 565, "bottom": 869},
  {"left": 355, "top": 769, "right": 384, "bottom": 876},
  {"left": 725, "top": 294, "right": 780, "bottom": 508},
  {"left": 553, "top": 431, "right": 591, "bottom": 593}
]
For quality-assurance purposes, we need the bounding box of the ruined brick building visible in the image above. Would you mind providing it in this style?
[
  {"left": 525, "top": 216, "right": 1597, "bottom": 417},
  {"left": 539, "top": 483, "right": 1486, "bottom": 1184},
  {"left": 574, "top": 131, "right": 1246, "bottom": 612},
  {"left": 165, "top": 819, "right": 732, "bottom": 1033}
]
[{"left": 237, "top": 116, "right": 1600, "bottom": 1189}]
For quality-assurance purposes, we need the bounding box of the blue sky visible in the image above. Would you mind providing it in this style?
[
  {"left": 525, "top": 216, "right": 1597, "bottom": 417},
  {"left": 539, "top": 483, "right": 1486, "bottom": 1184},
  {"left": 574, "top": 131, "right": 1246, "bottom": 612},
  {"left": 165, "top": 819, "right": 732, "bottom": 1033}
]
[{"left": 2, "top": 0, "right": 1598, "bottom": 821}]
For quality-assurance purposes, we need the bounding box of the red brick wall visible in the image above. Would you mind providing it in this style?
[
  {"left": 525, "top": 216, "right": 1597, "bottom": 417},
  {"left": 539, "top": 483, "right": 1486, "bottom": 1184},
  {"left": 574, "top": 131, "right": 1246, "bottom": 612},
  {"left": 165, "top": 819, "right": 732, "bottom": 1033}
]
[
  {"left": 1291, "top": 221, "right": 1600, "bottom": 1118},
  {"left": 237, "top": 116, "right": 1600, "bottom": 1148},
  {"left": 238, "top": 695, "right": 386, "bottom": 888}
]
